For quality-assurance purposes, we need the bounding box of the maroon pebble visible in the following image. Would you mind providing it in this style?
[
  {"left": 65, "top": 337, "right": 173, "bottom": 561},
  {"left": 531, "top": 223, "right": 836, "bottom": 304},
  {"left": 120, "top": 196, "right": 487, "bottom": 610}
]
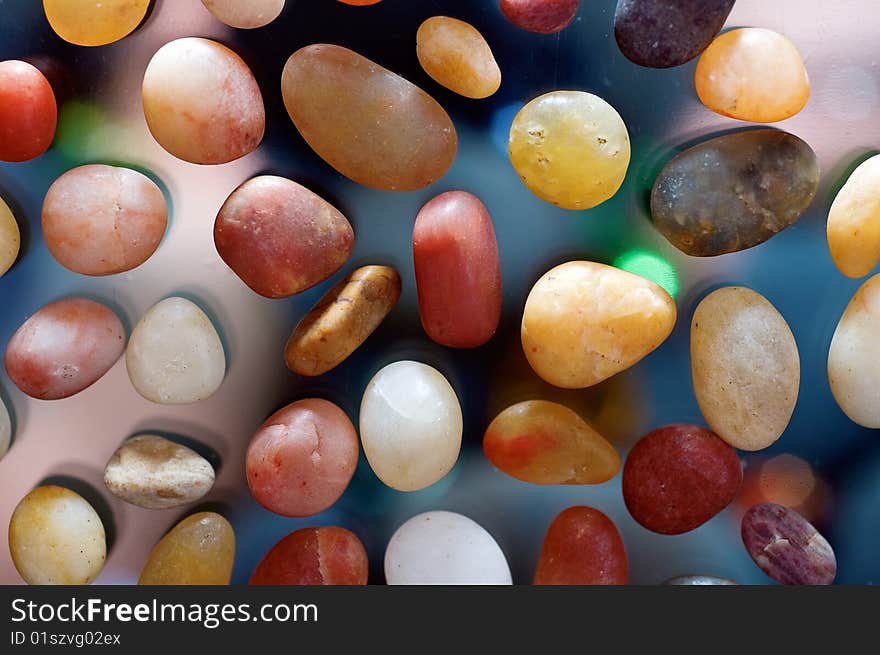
[{"left": 500, "top": 0, "right": 580, "bottom": 35}]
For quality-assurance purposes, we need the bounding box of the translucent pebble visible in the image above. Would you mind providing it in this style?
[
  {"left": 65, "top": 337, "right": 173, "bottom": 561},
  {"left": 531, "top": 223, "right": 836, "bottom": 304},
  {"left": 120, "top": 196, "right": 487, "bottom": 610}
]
[
  {"left": 827, "top": 154, "right": 880, "bottom": 278},
  {"left": 0, "top": 196, "right": 20, "bottom": 277},
  {"left": 416, "top": 16, "right": 501, "bottom": 99},
  {"left": 43, "top": 0, "right": 150, "bottom": 46},
  {"left": 0, "top": 60, "right": 56, "bottom": 162},
  {"left": 138, "top": 512, "right": 235, "bottom": 585},
  {"left": 201, "top": 0, "right": 285, "bottom": 28},
  {"left": 250, "top": 527, "right": 368, "bottom": 585},
  {"left": 500, "top": 0, "right": 580, "bottom": 35}
]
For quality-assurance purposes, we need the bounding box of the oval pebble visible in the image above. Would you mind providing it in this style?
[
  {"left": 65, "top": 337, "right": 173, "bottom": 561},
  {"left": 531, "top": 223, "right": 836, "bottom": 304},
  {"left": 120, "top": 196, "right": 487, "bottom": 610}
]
[
  {"left": 416, "top": 16, "right": 501, "bottom": 99},
  {"left": 360, "top": 361, "right": 462, "bottom": 491},
  {"left": 43, "top": 0, "right": 150, "bottom": 46},
  {"left": 9, "top": 485, "right": 106, "bottom": 585},
  {"left": 250, "top": 527, "right": 368, "bottom": 585},
  {"left": 285, "top": 265, "right": 401, "bottom": 376},
  {"left": 0, "top": 60, "right": 56, "bottom": 162},
  {"left": 414, "top": 191, "right": 502, "bottom": 348},
  {"left": 0, "top": 196, "right": 20, "bottom": 277},
  {"left": 139, "top": 512, "right": 235, "bottom": 585},
  {"left": 622, "top": 424, "right": 742, "bottom": 535},
  {"left": 5, "top": 298, "right": 125, "bottom": 400},
  {"left": 500, "top": 0, "right": 580, "bottom": 34},
  {"left": 509, "top": 91, "right": 630, "bottom": 210},
  {"left": 201, "top": 0, "right": 285, "bottom": 28},
  {"left": 281, "top": 44, "right": 457, "bottom": 191},
  {"left": 651, "top": 129, "right": 820, "bottom": 256},
  {"left": 691, "top": 287, "right": 800, "bottom": 451},
  {"left": 483, "top": 400, "right": 619, "bottom": 484},
  {"left": 827, "top": 154, "right": 880, "bottom": 278},
  {"left": 0, "top": 395, "right": 10, "bottom": 458},
  {"left": 522, "top": 261, "right": 676, "bottom": 389},
  {"left": 385, "top": 511, "right": 512, "bottom": 585},
  {"left": 126, "top": 297, "right": 225, "bottom": 405},
  {"left": 246, "top": 399, "right": 359, "bottom": 517},
  {"left": 42, "top": 164, "right": 168, "bottom": 276},
  {"left": 103, "top": 435, "right": 215, "bottom": 509},
  {"left": 741, "top": 502, "right": 836, "bottom": 585},
  {"left": 142, "top": 38, "right": 265, "bottom": 165},
  {"left": 695, "top": 28, "right": 810, "bottom": 123},
  {"left": 663, "top": 575, "right": 738, "bottom": 585},
  {"left": 534, "top": 506, "right": 628, "bottom": 585},
  {"left": 214, "top": 175, "right": 354, "bottom": 298},
  {"left": 614, "top": 0, "right": 734, "bottom": 68},
  {"left": 828, "top": 274, "right": 880, "bottom": 428}
]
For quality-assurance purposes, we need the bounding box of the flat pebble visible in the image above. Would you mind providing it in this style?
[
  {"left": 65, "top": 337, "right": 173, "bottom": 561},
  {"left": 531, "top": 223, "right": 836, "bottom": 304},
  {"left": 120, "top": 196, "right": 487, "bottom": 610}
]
[
  {"left": 42, "top": 164, "right": 168, "bottom": 276},
  {"left": 5, "top": 298, "right": 125, "bottom": 400},
  {"left": 214, "top": 175, "right": 354, "bottom": 298},
  {"left": 126, "top": 297, "right": 225, "bottom": 405},
  {"left": 385, "top": 511, "right": 512, "bottom": 585},
  {"left": 0, "top": 395, "right": 9, "bottom": 458},
  {"left": 0, "top": 196, "right": 20, "bottom": 277},
  {"left": 664, "top": 575, "right": 738, "bottom": 585},
  {"left": 534, "top": 506, "right": 628, "bottom": 585},
  {"left": 614, "top": 0, "right": 734, "bottom": 68},
  {"left": 827, "top": 154, "right": 880, "bottom": 278},
  {"left": 43, "top": 0, "right": 149, "bottom": 46},
  {"left": 139, "top": 512, "right": 235, "bottom": 585},
  {"left": 509, "top": 91, "right": 630, "bottom": 210},
  {"left": 9, "top": 485, "right": 106, "bottom": 585},
  {"left": 416, "top": 16, "right": 500, "bottom": 99},
  {"left": 741, "top": 502, "right": 836, "bottom": 585},
  {"left": 359, "top": 361, "right": 462, "bottom": 491},
  {"left": 828, "top": 274, "right": 880, "bottom": 427},
  {"left": 414, "top": 191, "right": 501, "bottom": 348},
  {"left": 483, "top": 400, "right": 619, "bottom": 484},
  {"left": 103, "top": 435, "right": 215, "bottom": 509},
  {"left": 142, "top": 38, "right": 264, "bottom": 164},
  {"left": 622, "top": 424, "right": 742, "bottom": 534},
  {"left": 522, "top": 261, "right": 676, "bottom": 388},
  {"left": 651, "top": 129, "right": 820, "bottom": 256},
  {"left": 0, "top": 60, "right": 56, "bottom": 162},
  {"left": 250, "top": 527, "right": 368, "bottom": 585},
  {"left": 285, "top": 265, "right": 401, "bottom": 376},
  {"left": 691, "top": 287, "right": 800, "bottom": 451},
  {"left": 246, "top": 399, "right": 359, "bottom": 517},
  {"left": 500, "top": 0, "right": 580, "bottom": 34},
  {"left": 201, "top": 0, "right": 285, "bottom": 28},
  {"left": 282, "top": 44, "right": 456, "bottom": 191},
  {"left": 695, "top": 28, "right": 810, "bottom": 123}
]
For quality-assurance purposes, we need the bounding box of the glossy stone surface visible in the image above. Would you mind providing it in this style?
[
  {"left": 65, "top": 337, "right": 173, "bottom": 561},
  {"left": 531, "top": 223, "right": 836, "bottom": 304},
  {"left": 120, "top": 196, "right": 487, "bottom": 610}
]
[
  {"left": 126, "top": 297, "right": 225, "bottom": 405},
  {"left": 103, "top": 435, "right": 215, "bottom": 509},
  {"left": 285, "top": 265, "right": 401, "bottom": 376},
  {"left": 246, "top": 399, "right": 359, "bottom": 517},
  {"left": 622, "top": 424, "right": 742, "bottom": 535},
  {"left": 483, "top": 400, "right": 619, "bottom": 484},
  {"left": 9, "top": 485, "right": 105, "bottom": 585},
  {"left": 828, "top": 154, "right": 880, "bottom": 278},
  {"left": 214, "top": 176, "right": 354, "bottom": 298},
  {"left": 741, "top": 502, "right": 836, "bottom": 585},
  {"left": 651, "top": 130, "right": 820, "bottom": 256},
  {"left": 416, "top": 17, "right": 501, "bottom": 99},
  {"left": 509, "top": 91, "right": 630, "bottom": 210},
  {"left": 500, "top": 0, "right": 580, "bottom": 34},
  {"left": 139, "top": 512, "right": 235, "bottom": 585},
  {"left": 614, "top": 0, "right": 734, "bottom": 68},
  {"left": 5, "top": 298, "right": 125, "bottom": 400},
  {"left": 282, "top": 44, "right": 457, "bottom": 191},
  {"left": 414, "top": 191, "right": 502, "bottom": 348},
  {"left": 142, "top": 38, "right": 265, "bottom": 164},
  {"left": 691, "top": 287, "right": 800, "bottom": 451},
  {"left": 201, "top": 0, "right": 285, "bottom": 28},
  {"left": 828, "top": 274, "right": 880, "bottom": 427},
  {"left": 250, "top": 527, "right": 368, "bottom": 585},
  {"left": 0, "top": 60, "right": 56, "bottom": 162},
  {"left": 695, "top": 28, "right": 810, "bottom": 123},
  {"left": 385, "top": 511, "right": 512, "bottom": 585},
  {"left": 42, "top": 164, "right": 168, "bottom": 276},
  {"left": 359, "top": 361, "right": 462, "bottom": 491},
  {"left": 0, "top": 396, "right": 10, "bottom": 458},
  {"left": 521, "top": 261, "right": 676, "bottom": 388},
  {"left": 664, "top": 575, "right": 738, "bottom": 585},
  {"left": 0, "top": 196, "right": 20, "bottom": 277},
  {"left": 43, "top": 0, "right": 149, "bottom": 46}
]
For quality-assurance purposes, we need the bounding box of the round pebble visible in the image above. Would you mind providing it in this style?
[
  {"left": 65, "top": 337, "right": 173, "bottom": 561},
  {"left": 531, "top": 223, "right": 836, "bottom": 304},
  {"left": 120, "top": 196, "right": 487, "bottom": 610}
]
[
  {"left": 0, "top": 60, "right": 56, "bottom": 162},
  {"left": 0, "top": 196, "right": 20, "bottom": 277},
  {"left": 827, "top": 154, "right": 880, "bottom": 278},
  {"left": 201, "top": 0, "right": 285, "bottom": 28},
  {"left": 416, "top": 16, "right": 501, "bottom": 99},
  {"left": 500, "top": 0, "right": 580, "bottom": 34},
  {"left": 250, "top": 527, "right": 368, "bottom": 585},
  {"left": 139, "top": 512, "right": 235, "bottom": 585},
  {"left": 43, "top": 0, "right": 150, "bottom": 46}
]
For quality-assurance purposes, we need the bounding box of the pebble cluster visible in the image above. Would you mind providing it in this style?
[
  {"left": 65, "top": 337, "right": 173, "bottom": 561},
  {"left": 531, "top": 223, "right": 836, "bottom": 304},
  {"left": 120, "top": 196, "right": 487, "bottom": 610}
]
[{"left": 1, "top": 0, "right": 866, "bottom": 586}]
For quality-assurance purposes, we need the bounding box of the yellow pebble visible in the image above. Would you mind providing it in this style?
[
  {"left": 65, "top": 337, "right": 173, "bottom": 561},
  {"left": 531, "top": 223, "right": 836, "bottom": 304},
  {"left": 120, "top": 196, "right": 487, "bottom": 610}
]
[
  {"left": 828, "top": 154, "right": 880, "bottom": 278},
  {"left": 416, "top": 16, "right": 501, "bottom": 99},
  {"left": 0, "top": 196, "right": 20, "bottom": 277},
  {"left": 139, "top": 512, "right": 235, "bottom": 585},
  {"left": 43, "top": 0, "right": 150, "bottom": 47}
]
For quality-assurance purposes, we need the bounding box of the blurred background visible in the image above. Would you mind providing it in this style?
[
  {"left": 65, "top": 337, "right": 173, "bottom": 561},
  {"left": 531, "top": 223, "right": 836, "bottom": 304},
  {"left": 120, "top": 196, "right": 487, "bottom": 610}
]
[{"left": 0, "top": 0, "right": 877, "bottom": 584}]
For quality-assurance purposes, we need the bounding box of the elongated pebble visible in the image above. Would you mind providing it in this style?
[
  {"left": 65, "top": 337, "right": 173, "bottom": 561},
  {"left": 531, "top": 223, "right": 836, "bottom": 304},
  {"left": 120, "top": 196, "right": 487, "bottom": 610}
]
[{"left": 827, "top": 154, "right": 880, "bottom": 278}]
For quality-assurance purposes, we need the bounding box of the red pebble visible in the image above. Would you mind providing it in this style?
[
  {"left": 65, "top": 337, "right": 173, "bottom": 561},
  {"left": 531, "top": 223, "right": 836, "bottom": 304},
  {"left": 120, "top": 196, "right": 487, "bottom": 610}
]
[
  {"left": 413, "top": 191, "right": 502, "bottom": 348},
  {"left": 500, "top": 0, "right": 581, "bottom": 35},
  {"left": 250, "top": 526, "right": 369, "bottom": 585},
  {"left": 534, "top": 506, "right": 628, "bottom": 584},
  {"left": 0, "top": 60, "right": 57, "bottom": 162},
  {"left": 622, "top": 424, "right": 742, "bottom": 534}
]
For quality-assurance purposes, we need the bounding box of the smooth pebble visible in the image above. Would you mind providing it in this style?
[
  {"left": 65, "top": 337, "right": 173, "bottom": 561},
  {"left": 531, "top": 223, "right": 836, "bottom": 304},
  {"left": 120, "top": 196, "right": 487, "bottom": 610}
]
[
  {"left": 43, "top": 0, "right": 150, "bottom": 46},
  {"left": 139, "top": 512, "right": 235, "bottom": 585},
  {"left": 500, "top": 0, "right": 580, "bottom": 34},
  {"left": 250, "top": 527, "right": 368, "bottom": 585},
  {"left": 664, "top": 575, "right": 738, "bottom": 585},
  {"left": 201, "top": 0, "right": 285, "bottom": 28},
  {"left": 416, "top": 16, "right": 501, "bottom": 99},
  {"left": 827, "top": 154, "right": 880, "bottom": 278},
  {"left": 0, "top": 196, "right": 20, "bottom": 277},
  {"left": 0, "top": 60, "right": 56, "bottom": 162}
]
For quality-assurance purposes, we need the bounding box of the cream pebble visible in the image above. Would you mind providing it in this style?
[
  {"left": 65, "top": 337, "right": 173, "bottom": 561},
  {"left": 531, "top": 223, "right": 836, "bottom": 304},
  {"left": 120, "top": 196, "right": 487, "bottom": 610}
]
[
  {"left": 201, "top": 0, "right": 285, "bottom": 28},
  {"left": 828, "top": 154, "right": 880, "bottom": 278},
  {"left": 0, "top": 196, "right": 20, "bottom": 277}
]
